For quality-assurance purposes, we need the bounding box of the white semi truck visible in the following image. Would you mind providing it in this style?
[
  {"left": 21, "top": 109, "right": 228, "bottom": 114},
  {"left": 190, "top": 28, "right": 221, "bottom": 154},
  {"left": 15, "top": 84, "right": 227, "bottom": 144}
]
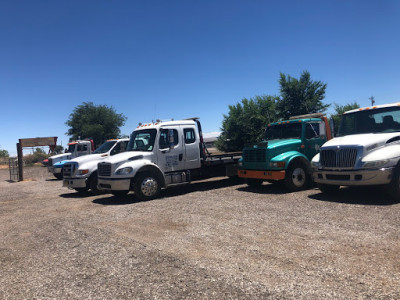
[
  {"left": 48, "top": 140, "right": 94, "bottom": 179},
  {"left": 312, "top": 102, "right": 400, "bottom": 198},
  {"left": 62, "top": 138, "right": 129, "bottom": 194},
  {"left": 97, "top": 118, "right": 241, "bottom": 200}
]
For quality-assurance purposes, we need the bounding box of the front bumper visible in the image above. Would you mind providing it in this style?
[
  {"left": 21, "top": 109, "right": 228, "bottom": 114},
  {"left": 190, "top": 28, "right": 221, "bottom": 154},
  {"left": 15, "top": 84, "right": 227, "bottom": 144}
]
[
  {"left": 63, "top": 178, "right": 87, "bottom": 189},
  {"left": 48, "top": 166, "right": 62, "bottom": 174},
  {"left": 98, "top": 177, "right": 131, "bottom": 191},
  {"left": 312, "top": 167, "right": 394, "bottom": 186},
  {"left": 238, "top": 169, "right": 286, "bottom": 181}
]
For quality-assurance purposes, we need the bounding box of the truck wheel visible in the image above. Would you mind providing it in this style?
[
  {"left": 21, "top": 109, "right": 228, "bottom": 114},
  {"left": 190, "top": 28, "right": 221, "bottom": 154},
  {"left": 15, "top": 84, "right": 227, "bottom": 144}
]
[
  {"left": 284, "top": 162, "right": 310, "bottom": 191},
  {"left": 245, "top": 178, "right": 263, "bottom": 187},
  {"left": 54, "top": 173, "right": 63, "bottom": 180},
  {"left": 387, "top": 165, "right": 400, "bottom": 199},
  {"left": 88, "top": 176, "right": 101, "bottom": 195},
  {"left": 134, "top": 172, "right": 161, "bottom": 201},
  {"left": 317, "top": 183, "right": 340, "bottom": 194}
]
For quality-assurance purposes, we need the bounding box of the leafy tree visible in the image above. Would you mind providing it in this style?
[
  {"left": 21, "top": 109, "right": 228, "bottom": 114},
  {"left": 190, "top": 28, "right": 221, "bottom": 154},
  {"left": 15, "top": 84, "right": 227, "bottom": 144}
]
[
  {"left": 331, "top": 102, "right": 360, "bottom": 134},
  {"left": 66, "top": 102, "right": 127, "bottom": 148},
  {"left": 34, "top": 147, "right": 46, "bottom": 154},
  {"left": 53, "top": 145, "right": 65, "bottom": 154},
  {"left": 215, "top": 95, "right": 279, "bottom": 152},
  {"left": 277, "top": 71, "right": 329, "bottom": 120},
  {"left": 0, "top": 149, "right": 9, "bottom": 158}
]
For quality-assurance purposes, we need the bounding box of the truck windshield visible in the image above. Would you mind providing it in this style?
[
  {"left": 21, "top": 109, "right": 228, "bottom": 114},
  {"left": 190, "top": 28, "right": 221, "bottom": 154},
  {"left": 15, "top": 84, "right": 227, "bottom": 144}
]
[
  {"left": 264, "top": 123, "right": 302, "bottom": 140},
  {"left": 127, "top": 129, "right": 157, "bottom": 152},
  {"left": 93, "top": 141, "right": 117, "bottom": 154},
  {"left": 338, "top": 106, "right": 400, "bottom": 136},
  {"left": 66, "top": 144, "right": 76, "bottom": 153}
]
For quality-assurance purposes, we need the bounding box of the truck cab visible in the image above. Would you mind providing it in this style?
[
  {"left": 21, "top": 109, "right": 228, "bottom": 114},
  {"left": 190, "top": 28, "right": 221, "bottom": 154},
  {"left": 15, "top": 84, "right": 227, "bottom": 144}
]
[
  {"left": 312, "top": 102, "right": 400, "bottom": 198},
  {"left": 47, "top": 140, "right": 94, "bottom": 179},
  {"left": 238, "top": 113, "right": 332, "bottom": 191},
  {"left": 97, "top": 118, "right": 240, "bottom": 200},
  {"left": 62, "top": 138, "right": 129, "bottom": 194}
]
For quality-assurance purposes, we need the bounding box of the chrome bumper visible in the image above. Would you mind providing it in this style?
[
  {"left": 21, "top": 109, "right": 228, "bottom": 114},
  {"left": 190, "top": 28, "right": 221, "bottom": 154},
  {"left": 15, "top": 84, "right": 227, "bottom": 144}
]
[
  {"left": 63, "top": 178, "right": 87, "bottom": 189},
  {"left": 98, "top": 177, "right": 131, "bottom": 191},
  {"left": 312, "top": 167, "right": 394, "bottom": 186}
]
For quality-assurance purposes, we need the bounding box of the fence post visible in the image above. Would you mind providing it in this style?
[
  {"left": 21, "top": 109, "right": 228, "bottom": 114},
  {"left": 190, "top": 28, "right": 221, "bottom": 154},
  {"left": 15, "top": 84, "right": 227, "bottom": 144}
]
[{"left": 17, "top": 142, "right": 23, "bottom": 181}]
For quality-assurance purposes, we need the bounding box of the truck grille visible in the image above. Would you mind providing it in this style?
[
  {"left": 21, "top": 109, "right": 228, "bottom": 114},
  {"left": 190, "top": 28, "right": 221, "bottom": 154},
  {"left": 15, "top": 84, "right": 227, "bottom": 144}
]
[
  {"left": 98, "top": 162, "right": 111, "bottom": 177},
  {"left": 63, "top": 163, "right": 76, "bottom": 177},
  {"left": 243, "top": 148, "right": 267, "bottom": 163},
  {"left": 320, "top": 148, "right": 358, "bottom": 169}
]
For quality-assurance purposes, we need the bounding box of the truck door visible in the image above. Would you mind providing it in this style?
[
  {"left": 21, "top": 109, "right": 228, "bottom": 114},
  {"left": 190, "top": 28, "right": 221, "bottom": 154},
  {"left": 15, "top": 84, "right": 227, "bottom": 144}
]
[
  {"left": 304, "top": 121, "right": 326, "bottom": 159},
  {"left": 182, "top": 126, "right": 201, "bottom": 169},
  {"left": 157, "top": 127, "right": 185, "bottom": 172}
]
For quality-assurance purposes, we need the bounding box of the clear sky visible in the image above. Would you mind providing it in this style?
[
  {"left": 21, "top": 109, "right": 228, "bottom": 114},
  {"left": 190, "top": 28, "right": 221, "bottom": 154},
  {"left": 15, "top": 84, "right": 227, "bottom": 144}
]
[{"left": 1, "top": 0, "right": 399, "bottom": 156}]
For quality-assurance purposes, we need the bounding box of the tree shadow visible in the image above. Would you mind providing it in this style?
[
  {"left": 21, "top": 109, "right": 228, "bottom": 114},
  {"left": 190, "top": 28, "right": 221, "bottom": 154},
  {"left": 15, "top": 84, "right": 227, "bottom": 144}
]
[{"left": 308, "top": 186, "right": 400, "bottom": 206}]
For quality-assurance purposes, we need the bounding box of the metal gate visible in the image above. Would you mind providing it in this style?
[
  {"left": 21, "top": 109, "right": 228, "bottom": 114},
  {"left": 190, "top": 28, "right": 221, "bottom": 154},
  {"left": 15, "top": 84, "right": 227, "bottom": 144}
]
[{"left": 9, "top": 157, "right": 19, "bottom": 181}]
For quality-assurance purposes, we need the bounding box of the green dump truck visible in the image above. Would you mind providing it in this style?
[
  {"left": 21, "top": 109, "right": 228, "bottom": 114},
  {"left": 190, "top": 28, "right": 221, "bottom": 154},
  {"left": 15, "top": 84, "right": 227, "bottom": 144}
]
[{"left": 238, "top": 113, "right": 333, "bottom": 191}]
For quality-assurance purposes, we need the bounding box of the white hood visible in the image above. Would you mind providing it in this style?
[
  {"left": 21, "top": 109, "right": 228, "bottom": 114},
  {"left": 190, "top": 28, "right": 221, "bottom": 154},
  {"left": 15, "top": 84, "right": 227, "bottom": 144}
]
[
  {"left": 105, "top": 151, "right": 152, "bottom": 164},
  {"left": 69, "top": 153, "right": 102, "bottom": 165},
  {"left": 323, "top": 132, "right": 400, "bottom": 149}
]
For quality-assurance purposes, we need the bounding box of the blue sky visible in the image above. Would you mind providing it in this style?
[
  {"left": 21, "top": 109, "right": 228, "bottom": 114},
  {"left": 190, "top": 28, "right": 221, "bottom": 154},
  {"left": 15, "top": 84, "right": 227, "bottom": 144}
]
[{"left": 1, "top": 0, "right": 399, "bottom": 155}]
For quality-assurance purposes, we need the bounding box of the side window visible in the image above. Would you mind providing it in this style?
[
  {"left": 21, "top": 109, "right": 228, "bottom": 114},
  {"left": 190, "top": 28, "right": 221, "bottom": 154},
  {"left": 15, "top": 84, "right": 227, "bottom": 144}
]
[
  {"left": 77, "top": 144, "right": 88, "bottom": 151},
  {"left": 111, "top": 143, "right": 121, "bottom": 155},
  {"left": 159, "top": 129, "right": 179, "bottom": 149},
  {"left": 306, "top": 123, "right": 320, "bottom": 139},
  {"left": 184, "top": 128, "right": 196, "bottom": 144}
]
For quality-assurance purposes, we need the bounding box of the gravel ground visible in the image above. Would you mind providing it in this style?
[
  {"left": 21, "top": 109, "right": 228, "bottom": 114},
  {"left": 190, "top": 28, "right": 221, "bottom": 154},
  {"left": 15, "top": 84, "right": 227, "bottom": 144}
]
[{"left": 1, "top": 167, "right": 400, "bottom": 299}]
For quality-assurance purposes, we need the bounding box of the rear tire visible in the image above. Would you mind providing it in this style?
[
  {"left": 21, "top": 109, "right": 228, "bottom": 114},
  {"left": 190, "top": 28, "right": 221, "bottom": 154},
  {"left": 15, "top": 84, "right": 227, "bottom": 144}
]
[
  {"left": 284, "top": 162, "right": 310, "bottom": 191},
  {"left": 134, "top": 172, "right": 161, "bottom": 201},
  {"left": 317, "top": 183, "right": 340, "bottom": 194}
]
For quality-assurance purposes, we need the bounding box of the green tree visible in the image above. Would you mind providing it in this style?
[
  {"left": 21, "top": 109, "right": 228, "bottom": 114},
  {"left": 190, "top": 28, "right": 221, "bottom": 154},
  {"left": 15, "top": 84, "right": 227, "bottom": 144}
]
[
  {"left": 331, "top": 102, "right": 360, "bottom": 134},
  {"left": 53, "top": 145, "right": 65, "bottom": 154},
  {"left": 215, "top": 95, "right": 279, "bottom": 152},
  {"left": 0, "top": 149, "right": 9, "bottom": 158},
  {"left": 66, "top": 102, "right": 127, "bottom": 147},
  {"left": 277, "top": 71, "right": 329, "bottom": 120}
]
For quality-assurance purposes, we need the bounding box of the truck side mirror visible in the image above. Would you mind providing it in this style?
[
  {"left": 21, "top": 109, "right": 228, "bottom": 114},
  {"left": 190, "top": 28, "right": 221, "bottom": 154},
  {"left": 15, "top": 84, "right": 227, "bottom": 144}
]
[
  {"left": 168, "top": 129, "right": 175, "bottom": 150},
  {"left": 329, "top": 118, "right": 335, "bottom": 137}
]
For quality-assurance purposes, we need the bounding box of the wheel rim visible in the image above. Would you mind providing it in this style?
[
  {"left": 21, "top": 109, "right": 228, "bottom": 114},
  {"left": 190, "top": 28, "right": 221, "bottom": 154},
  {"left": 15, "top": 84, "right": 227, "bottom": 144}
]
[
  {"left": 140, "top": 177, "right": 159, "bottom": 197},
  {"left": 291, "top": 167, "right": 306, "bottom": 188}
]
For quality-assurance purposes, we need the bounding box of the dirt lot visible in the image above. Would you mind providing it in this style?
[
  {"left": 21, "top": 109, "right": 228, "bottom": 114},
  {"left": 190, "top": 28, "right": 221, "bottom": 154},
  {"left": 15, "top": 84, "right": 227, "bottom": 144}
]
[{"left": 1, "top": 167, "right": 399, "bottom": 299}]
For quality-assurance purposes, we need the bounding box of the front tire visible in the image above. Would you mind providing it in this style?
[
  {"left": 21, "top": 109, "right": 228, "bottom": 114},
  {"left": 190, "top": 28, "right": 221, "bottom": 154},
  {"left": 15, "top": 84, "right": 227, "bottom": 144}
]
[
  {"left": 284, "top": 162, "right": 310, "bottom": 191},
  {"left": 88, "top": 175, "right": 101, "bottom": 195},
  {"left": 134, "top": 172, "right": 161, "bottom": 201},
  {"left": 54, "top": 173, "right": 63, "bottom": 180},
  {"left": 387, "top": 165, "right": 400, "bottom": 199}
]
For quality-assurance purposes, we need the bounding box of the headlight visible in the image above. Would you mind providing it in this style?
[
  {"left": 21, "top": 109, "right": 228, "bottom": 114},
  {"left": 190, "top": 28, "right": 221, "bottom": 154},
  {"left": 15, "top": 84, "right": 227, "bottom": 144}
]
[
  {"left": 311, "top": 160, "right": 319, "bottom": 168},
  {"left": 362, "top": 159, "right": 390, "bottom": 169},
  {"left": 78, "top": 169, "right": 89, "bottom": 175},
  {"left": 268, "top": 161, "right": 285, "bottom": 168},
  {"left": 115, "top": 167, "right": 133, "bottom": 175}
]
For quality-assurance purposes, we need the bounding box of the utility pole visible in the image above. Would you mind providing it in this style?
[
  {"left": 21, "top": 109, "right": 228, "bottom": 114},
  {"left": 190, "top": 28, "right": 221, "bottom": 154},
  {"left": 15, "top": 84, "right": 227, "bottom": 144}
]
[{"left": 369, "top": 96, "right": 375, "bottom": 106}]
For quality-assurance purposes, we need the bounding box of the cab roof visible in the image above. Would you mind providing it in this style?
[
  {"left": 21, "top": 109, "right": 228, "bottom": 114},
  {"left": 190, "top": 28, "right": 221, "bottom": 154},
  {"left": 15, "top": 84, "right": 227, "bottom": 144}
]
[
  {"left": 344, "top": 102, "right": 400, "bottom": 114},
  {"left": 135, "top": 118, "right": 197, "bottom": 129}
]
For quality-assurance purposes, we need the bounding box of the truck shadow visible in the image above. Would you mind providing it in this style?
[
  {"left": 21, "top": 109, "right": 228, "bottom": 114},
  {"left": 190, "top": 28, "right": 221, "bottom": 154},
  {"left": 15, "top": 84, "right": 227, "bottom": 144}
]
[
  {"left": 236, "top": 182, "right": 293, "bottom": 195},
  {"left": 308, "top": 186, "right": 400, "bottom": 206},
  {"left": 92, "top": 177, "right": 245, "bottom": 205}
]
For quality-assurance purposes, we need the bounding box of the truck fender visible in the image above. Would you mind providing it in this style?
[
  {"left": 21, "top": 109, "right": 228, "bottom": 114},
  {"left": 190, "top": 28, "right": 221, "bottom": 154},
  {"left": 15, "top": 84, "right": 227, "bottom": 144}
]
[
  {"left": 271, "top": 151, "right": 311, "bottom": 173},
  {"left": 133, "top": 164, "right": 166, "bottom": 188}
]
